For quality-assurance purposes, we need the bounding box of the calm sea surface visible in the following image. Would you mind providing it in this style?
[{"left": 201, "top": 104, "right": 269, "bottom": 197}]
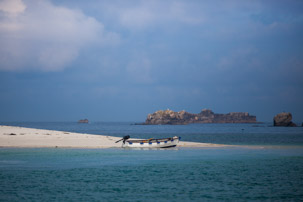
[
  {"left": 1, "top": 122, "right": 303, "bottom": 201},
  {"left": 1, "top": 121, "right": 303, "bottom": 145}
]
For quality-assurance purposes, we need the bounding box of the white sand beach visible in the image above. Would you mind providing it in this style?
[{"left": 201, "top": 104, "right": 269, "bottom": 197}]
[{"left": 0, "top": 125, "right": 223, "bottom": 148}]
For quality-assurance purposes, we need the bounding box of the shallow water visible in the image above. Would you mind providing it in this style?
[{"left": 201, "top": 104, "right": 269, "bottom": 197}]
[
  {"left": 1, "top": 122, "right": 303, "bottom": 201},
  {"left": 0, "top": 147, "right": 303, "bottom": 201}
]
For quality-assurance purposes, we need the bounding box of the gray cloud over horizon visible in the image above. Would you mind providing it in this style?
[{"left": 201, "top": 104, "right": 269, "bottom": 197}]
[{"left": 0, "top": 0, "right": 119, "bottom": 71}]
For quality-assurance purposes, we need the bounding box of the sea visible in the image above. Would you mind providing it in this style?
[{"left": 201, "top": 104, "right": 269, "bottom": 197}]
[{"left": 0, "top": 122, "right": 303, "bottom": 201}]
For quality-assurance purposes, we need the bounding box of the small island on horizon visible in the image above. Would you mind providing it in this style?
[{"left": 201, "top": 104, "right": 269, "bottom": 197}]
[
  {"left": 78, "top": 119, "right": 89, "bottom": 123},
  {"left": 143, "top": 109, "right": 257, "bottom": 125}
]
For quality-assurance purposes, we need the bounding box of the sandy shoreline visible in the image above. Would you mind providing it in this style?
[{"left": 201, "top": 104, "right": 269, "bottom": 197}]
[{"left": 0, "top": 125, "right": 225, "bottom": 149}]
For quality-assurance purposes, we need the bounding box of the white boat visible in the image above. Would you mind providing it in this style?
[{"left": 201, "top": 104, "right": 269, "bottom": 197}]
[{"left": 116, "top": 136, "right": 180, "bottom": 148}]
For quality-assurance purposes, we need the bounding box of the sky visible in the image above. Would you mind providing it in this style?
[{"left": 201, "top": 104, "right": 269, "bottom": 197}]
[{"left": 0, "top": 0, "right": 302, "bottom": 122}]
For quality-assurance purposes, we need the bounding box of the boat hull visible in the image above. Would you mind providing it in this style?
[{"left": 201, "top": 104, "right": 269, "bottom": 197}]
[{"left": 122, "top": 136, "right": 180, "bottom": 148}]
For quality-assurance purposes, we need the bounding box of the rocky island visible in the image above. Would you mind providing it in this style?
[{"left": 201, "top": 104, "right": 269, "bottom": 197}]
[
  {"left": 145, "top": 109, "right": 257, "bottom": 125},
  {"left": 78, "top": 119, "right": 89, "bottom": 123},
  {"left": 273, "top": 112, "right": 297, "bottom": 127}
]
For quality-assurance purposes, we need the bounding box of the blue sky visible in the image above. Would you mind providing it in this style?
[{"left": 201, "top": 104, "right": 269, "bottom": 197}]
[{"left": 0, "top": 0, "right": 302, "bottom": 122}]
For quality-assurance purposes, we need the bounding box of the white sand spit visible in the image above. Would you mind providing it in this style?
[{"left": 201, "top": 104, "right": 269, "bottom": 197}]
[{"left": 0, "top": 125, "right": 225, "bottom": 148}]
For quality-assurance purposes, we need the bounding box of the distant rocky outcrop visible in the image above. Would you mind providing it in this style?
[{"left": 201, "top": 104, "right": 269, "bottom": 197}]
[
  {"left": 145, "top": 109, "right": 257, "bottom": 125},
  {"left": 273, "top": 112, "right": 297, "bottom": 127},
  {"left": 78, "top": 119, "right": 89, "bottom": 123}
]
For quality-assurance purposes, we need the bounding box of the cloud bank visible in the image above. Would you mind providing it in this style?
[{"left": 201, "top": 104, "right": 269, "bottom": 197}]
[
  {"left": 96, "top": 0, "right": 205, "bottom": 30},
  {"left": 0, "top": 0, "right": 117, "bottom": 71}
]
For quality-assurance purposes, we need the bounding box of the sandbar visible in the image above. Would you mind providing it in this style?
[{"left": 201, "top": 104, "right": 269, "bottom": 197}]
[{"left": 0, "top": 125, "right": 224, "bottom": 149}]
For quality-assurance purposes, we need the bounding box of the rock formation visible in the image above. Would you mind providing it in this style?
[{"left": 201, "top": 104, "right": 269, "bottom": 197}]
[
  {"left": 145, "top": 109, "right": 257, "bottom": 125},
  {"left": 78, "top": 119, "right": 89, "bottom": 123},
  {"left": 273, "top": 112, "right": 297, "bottom": 127}
]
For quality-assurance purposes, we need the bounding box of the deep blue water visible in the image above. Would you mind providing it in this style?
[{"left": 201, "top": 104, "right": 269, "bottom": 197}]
[{"left": 1, "top": 122, "right": 303, "bottom": 201}]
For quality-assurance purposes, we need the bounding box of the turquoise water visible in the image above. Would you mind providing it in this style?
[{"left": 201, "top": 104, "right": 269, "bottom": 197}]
[
  {"left": 0, "top": 148, "right": 303, "bottom": 201},
  {"left": 1, "top": 122, "right": 303, "bottom": 201}
]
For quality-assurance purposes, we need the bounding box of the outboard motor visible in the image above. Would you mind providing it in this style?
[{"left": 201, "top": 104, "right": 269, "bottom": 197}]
[
  {"left": 115, "top": 135, "right": 130, "bottom": 143},
  {"left": 122, "top": 135, "right": 130, "bottom": 143}
]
